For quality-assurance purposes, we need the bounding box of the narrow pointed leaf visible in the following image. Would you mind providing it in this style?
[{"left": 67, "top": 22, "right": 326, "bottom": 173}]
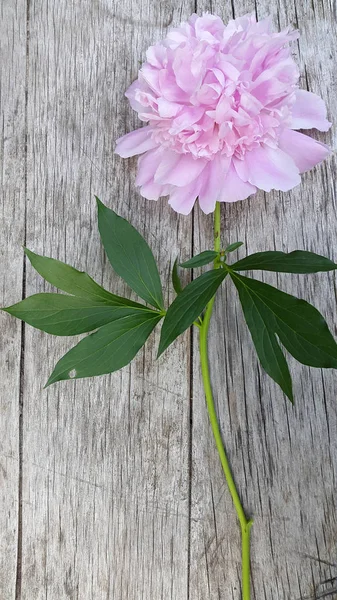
[
  {"left": 172, "top": 258, "right": 183, "bottom": 294},
  {"left": 180, "top": 251, "right": 219, "bottom": 269},
  {"left": 232, "top": 250, "right": 337, "bottom": 273},
  {"left": 24, "top": 248, "right": 120, "bottom": 303},
  {"left": 230, "top": 278, "right": 293, "bottom": 401},
  {"left": 241, "top": 277, "right": 337, "bottom": 367},
  {"left": 158, "top": 269, "right": 227, "bottom": 357},
  {"left": 3, "top": 293, "right": 155, "bottom": 336},
  {"left": 231, "top": 272, "right": 337, "bottom": 400},
  {"left": 96, "top": 198, "right": 164, "bottom": 310},
  {"left": 224, "top": 242, "right": 244, "bottom": 253},
  {"left": 46, "top": 311, "right": 162, "bottom": 386}
]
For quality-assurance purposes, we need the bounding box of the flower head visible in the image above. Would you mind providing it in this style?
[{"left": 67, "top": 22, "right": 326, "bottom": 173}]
[{"left": 115, "top": 13, "right": 331, "bottom": 215}]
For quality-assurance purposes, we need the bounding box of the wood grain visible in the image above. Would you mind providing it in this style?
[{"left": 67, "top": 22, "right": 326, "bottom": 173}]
[
  {"left": 191, "top": 1, "right": 337, "bottom": 599},
  {"left": 0, "top": 1, "right": 27, "bottom": 597},
  {"left": 21, "top": 1, "right": 193, "bottom": 599},
  {"left": 1, "top": 1, "right": 337, "bottom": 599}
]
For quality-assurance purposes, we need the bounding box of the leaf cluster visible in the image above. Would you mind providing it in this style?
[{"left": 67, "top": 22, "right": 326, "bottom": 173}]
[{"left": 3, "top": 200, "right": 337, "bottom": 401}]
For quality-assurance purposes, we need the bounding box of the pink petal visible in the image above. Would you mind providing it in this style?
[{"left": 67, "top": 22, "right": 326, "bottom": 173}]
[
  {"left": 172, "top": 48, "right": 201, "bottom": 95},
  {"left": 244, "top": 145, "right": 301, "bottom": 192},
  {"left": 219, "top": 161, "right": 257, "bottom": 203},
  {"left": 158, "top": 71, "right": 188, "bottom": 102},
  {"left": 166, "top": 28, "right": 189, "bottom": 46},
  {"left": 239, "top": 92, "right": 263, "bottom": 116},
  {"left": 115, "top": 127, "right": 157, "bottom": 158},
  {"left": 155, "top": 154, "right": 207, "bottom": 186},
  {"left": 254, "top": 15, "right": 273, "bottom": 34},
  {"left": 194, "top": 13, "right": 225, "bottom": 40},
  {"left": 232, "top": 156, "right": 249, "bottom": 181},
  {"left": 291, "top": 90, "right": 331, "bottom": 132},
  {"left": 198, "top": 156, "right": 231, "bottom": 213},
  {"left": 136, "top": 148, "right": 163, "bottom": 186},
  {"left": 278, "top": 129, "right": 331, "bottom": 173},
  {"left": 139, "top": 181, "right": 164, "bottom": 200},
  {"left": 170, "top": 107, "right": 205, "bottom": 134},
  {"left": 141, "top": 65, "right": 161, "bottom": 94},
  {"left": 146, "top": 44, "right": 167, "bottom": 69},
  {"left": 168, "top": 180, "right": 201, "bottom": 215},
  {"left": 157, "top": 98, "right": 182, "bottom": 118},
  {"left": 218, "top": 60, "right": 240, "bottom": 81},
  {"left": 124, "top": 80, "right": 145, "bottom": 113},
  {"left": 152, "top": 151, "right": 181, "bottom": 184}
]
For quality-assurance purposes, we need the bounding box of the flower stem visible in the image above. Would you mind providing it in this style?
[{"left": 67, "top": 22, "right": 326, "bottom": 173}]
[{"left": 198, "top": 201, "right": 252, "bottom": 599}]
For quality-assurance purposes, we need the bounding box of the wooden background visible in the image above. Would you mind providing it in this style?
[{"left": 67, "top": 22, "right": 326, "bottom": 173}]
[{"left": 1, "top": 1, "right": 336, "bottom": 598}]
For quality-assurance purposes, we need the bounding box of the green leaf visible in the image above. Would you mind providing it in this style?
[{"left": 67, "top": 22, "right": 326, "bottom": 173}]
[
  {"left": 96, "top": 198, "right": 164, "bottom": 310},
  {"left": 180, "top": 251, "right": 219, "bottom": 269},
  {"left": 24, "top": 248, "right": 119, "bottom": 303},
  {"left": 172, "top": 258, "right": 183, "bottom": 294},
  {"left": 45, "top": 311, "right": 162, "bottom": 386},
  {"left": 158, "top": 269, "right": 227, "bottom": 357},
  {"left": 230, "top": 276, "right": 293, "bottom": 401},
  {"left": 3, "top": 294, "right": 154, "bottom": 336},
  {"left": 231, "top": 272, "right": 337, "bottom": 401},
  {"left": 224, "top": 242, "right": 244, "bottom": 254},
  {"left": 232, "top": 250, "right": 337, "bottom": 274}
]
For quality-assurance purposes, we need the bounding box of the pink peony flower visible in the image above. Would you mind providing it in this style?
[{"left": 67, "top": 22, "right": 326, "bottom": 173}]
[{"left": 115, "top": 13, "right": 331, "bottom": 215}]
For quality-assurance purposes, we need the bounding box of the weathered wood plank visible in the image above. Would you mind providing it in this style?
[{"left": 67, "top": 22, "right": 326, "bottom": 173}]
[
  {"left": 191, "top": 2, "right": 337, "bottom": 599},
  {"left": 2, "top": 1, "right": 337, "bottom": 598},
  {"left": 0, "top": 1, "right": 27, "bottom": 597},
  {"left": 21, "top": 1, "right": 193, "bottom": 598}
]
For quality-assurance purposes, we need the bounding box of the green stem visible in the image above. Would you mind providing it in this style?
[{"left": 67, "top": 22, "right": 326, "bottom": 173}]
[
  {"left": 199, "top": 201, "right": 252, "bottom": 600},
  {"left": 213, "top": 197, "right": 221, "bottom": 255}
]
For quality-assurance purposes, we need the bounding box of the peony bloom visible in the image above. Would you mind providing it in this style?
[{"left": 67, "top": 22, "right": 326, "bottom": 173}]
[{"left": 115, "top": 13, "right": 331, "bottom": 215}]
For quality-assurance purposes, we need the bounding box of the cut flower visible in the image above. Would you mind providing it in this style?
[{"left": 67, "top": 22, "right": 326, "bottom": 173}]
[{"left": 115, "top": 13, "right": 331, "bottom": 214}]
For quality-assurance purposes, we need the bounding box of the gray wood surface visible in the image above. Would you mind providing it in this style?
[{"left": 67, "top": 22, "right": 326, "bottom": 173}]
[
  {"left": 1, "top": 1, "right": 336, "bottom": 599},
  {"left": 0, "top": 0, "right": 27, "bottom": 596}
]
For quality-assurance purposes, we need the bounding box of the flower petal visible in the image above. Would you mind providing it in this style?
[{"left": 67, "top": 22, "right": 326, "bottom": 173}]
[
  {"left": 198, "top": 156, "right": 231, "bottom": 213},
  {"left": 219, "top": 161, "right": 257, "bottom": 203},
  {"left": 244, "top": 145, "right": 301, "bottom": 192},
  {"left": 146, "top": 44, "right": 167, "bottom": 69},
  {"left": 115, "top": 126, "right": 157, "bottom": 158},
  {"left": 168, "top": 180, "right": 201, "bottom": 215},
  {"left": 278, "top": 129, "right": 331, "bottom": 173},
  {"left": 233, "top": 156, "right": 249, "bottom": 181},
  {"left": 157, "top": 98, "right": 182, "bottom": 118},
  {"left": 140, "top": 181, "right": 164, "bottom": 200},
  {"left": 153, "top": 151, "right": 181, "bottom": 184},
  {"left": 136, "top": 148, "right": 164, "bottom": 186},
  {"left": 155, "top": 154, "right": 207, "bottom": 187},
  {"left": 291, "top": 90, "right": 331, "bottom": 132},
  {"left": 116, "top": 13, "right": 332, "bottom": 215}
]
